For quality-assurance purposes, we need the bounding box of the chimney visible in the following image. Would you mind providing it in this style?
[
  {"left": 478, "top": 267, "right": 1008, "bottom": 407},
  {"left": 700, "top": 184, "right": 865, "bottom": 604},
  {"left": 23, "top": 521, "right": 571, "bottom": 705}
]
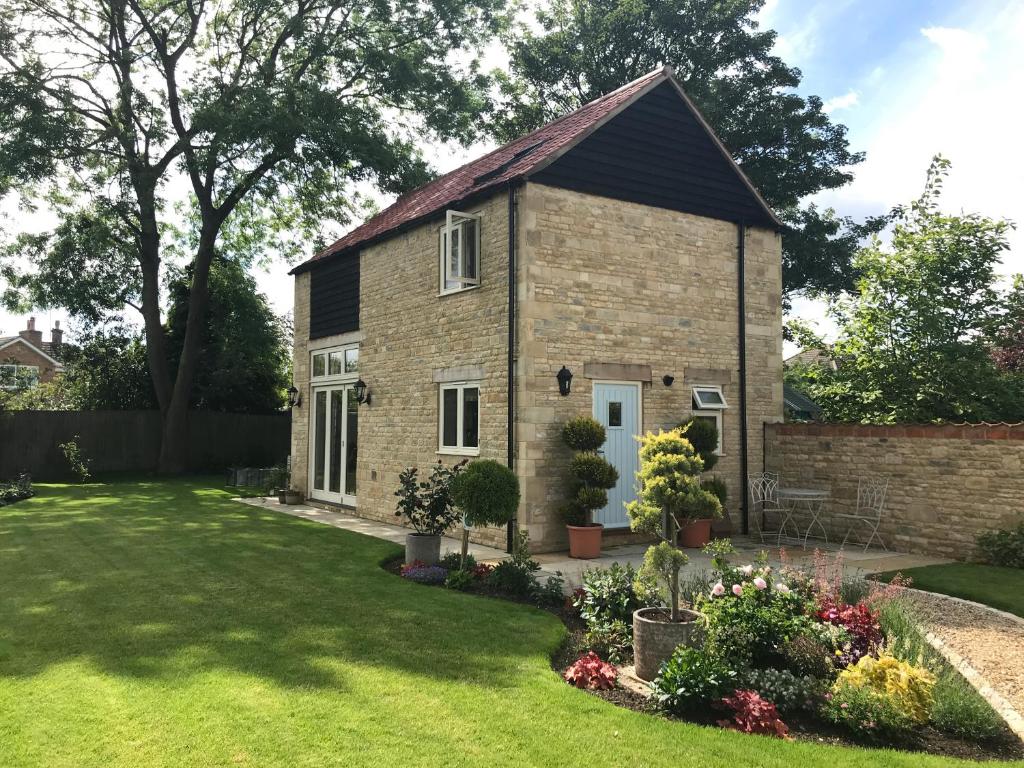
[
  {"left": 51, "top": 321, "right": 63, "bottom": 354},
  {"left": 19, "top": 317, "right": 43, "bottom": 347}
]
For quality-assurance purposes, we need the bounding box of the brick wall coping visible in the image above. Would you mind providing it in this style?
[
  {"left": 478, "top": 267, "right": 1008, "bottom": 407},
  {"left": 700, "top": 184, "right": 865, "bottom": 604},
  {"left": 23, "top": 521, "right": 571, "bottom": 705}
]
[{"left": 769, "top": 422, "right": 1024, "bottom": 440}]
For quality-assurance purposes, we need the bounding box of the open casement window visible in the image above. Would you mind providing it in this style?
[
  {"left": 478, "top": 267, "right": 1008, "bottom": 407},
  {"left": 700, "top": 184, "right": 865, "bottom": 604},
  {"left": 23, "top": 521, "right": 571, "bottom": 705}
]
[
  {"left": 440, "top": 210, "right": 481, "bottom": 293},
  {"left": 438, "top": 382, "right": 480, "bottom": 455},
  {"left": 692, "top": 385, "right": 728, "bottom": 454}
]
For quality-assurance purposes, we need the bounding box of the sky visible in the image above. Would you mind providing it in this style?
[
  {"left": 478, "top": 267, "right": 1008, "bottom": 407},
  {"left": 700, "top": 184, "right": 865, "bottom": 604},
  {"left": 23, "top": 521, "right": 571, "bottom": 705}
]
[{"left": 2, "top": 0, "right": 1022, "bottom": 353}]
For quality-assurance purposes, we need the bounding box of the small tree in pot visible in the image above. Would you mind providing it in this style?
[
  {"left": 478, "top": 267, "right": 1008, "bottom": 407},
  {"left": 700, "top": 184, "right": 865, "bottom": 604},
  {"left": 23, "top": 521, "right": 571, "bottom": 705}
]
[
  {"left": 560, "top": 416, "right": 619, "bottom": 559},
  {"left": 627, "top": 428, "right": 722, "bottom": 680},
  {"left": 395, "top": 460, "right": 467, "bottom": 565},
  {"left": 674, "top": 418, "right": 723, "bottom": 546},
  {"left": 451, "top": 459, "right": 521, "bottom": 570}
]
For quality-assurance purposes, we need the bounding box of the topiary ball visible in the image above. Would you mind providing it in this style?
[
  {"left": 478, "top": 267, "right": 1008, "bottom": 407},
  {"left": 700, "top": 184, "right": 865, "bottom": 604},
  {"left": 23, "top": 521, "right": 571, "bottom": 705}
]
[
  {"left": 562, "top": 416, "right": 606, "bottom": 452},
  {"left": 570, "top": 451, "right": 619, "bottom": 489},
  {"left": 450, "top": 459, "right": 520, "bottom": 527},
  {"left": 576, "top": 485, "right": 609, "bottom": 512},
  {"left": 677, "top": 418, "right": 719, "bottom": 472}
]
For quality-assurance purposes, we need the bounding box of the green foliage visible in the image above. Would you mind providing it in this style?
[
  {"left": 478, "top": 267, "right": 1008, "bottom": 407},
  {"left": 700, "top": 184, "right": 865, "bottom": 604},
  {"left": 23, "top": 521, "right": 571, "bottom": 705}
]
[
  {"left": 444, "top": 569, "right": 475, "bottom": 591},
  {"left": 701, "top": 477, "right": 728, "bottom": 507},
  {"left": 450, "top": 460, "right": 520, "bottom": 528},
  {"left": 833, "top": 654, "right": 934, "bottom": 724},
  {"left": 651, "top": 646, "right": 739, "bottom": 716},
  {"left": 561, "top": 416, "right": 606, "bottom": 452},
  {"left": 0, "top": 473, "right": 34, "bottom": 507},
  {"left": 491, "top": 0, "right": 879, "bottom": 303},
  {"left": 582, "top": 620, "right": 632, "bottom": 665},
  {"left": 787, "top": 157, "right": 1024, "bottom": 423},
  {"left": 824, "top": 681, "right": 917, "bottom": 739},
  {"left": 440, "top": 552, "right": 476, "bottom": 572},
  {"left": 483, "top": 530, "right": 564, "bottom": 606},
  {"left": 780, "top": 634, "right": 836, "bottom": 680},
  {"left": 569, "top": 452, "right": 618, "bottom": 489},
  {"left": 58, "top": 437, "right": 91, "bottom": 483},
  {"left": 738, "top": 667, "right": 827, "bottom": 714},
  {"left": 394, "top": 461, "right": 467, "bottom": 536},
  {"left": 575, "top": 562, "right": 657, "bottom": 631},
  {"left": 677, "top": 418, "right": 719, "bottom": 472},
  {"left": 977, "top": 523, "right": 1024, "bottom": 568}
]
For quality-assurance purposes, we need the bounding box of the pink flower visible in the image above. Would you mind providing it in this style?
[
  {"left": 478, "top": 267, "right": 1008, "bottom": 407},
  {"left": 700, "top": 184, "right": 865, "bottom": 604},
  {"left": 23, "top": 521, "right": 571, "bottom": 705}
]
[
  {"left": 775, "top": 583, "right": 791, "bottom": 594},
  {"left": 753, "top": 577, "right": 767, "bottom": 590},
  {"left": 711, "top": 582, "right": 726, "bottom": 597},
  {"left": 740, "top": 564, "right": 754, "bottom": 576},
  {"left": 731, "top": 584, "right": 743, "bottom": 596}
]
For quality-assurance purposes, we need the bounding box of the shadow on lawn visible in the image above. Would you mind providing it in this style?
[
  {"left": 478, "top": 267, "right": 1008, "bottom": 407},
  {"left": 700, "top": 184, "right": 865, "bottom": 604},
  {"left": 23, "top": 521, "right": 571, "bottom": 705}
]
[{"left": 0, "top": 479, "right": 555, "bottom": 691}]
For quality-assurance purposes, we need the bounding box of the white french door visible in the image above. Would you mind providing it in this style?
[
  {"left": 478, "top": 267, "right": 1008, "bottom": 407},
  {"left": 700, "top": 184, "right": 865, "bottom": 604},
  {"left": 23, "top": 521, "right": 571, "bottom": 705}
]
[{"left": 309, "top": 384, "right": 358, "bottom": 506}]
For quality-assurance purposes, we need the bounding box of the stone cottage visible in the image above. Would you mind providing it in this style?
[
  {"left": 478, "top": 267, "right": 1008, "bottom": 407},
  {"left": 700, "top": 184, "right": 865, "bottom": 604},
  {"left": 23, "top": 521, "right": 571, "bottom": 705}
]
[{"left": 288, "top": 66, "right": 784, "bottom": 552}]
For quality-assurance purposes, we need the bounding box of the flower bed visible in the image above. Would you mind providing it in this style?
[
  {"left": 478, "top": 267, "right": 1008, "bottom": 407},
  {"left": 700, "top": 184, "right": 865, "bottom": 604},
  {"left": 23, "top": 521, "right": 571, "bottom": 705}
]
[{"left": 0, "top": 473, "right": 34, "bottom": 508}]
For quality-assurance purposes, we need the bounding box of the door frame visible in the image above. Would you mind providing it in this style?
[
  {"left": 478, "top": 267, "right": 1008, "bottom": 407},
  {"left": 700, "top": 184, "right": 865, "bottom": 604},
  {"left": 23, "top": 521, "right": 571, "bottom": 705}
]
[
  {"left": 591, "top": 380, "right": 643, "bottom": 529},
  {"left": 308, "top": 383, "right": 358, "bottom": 507}
]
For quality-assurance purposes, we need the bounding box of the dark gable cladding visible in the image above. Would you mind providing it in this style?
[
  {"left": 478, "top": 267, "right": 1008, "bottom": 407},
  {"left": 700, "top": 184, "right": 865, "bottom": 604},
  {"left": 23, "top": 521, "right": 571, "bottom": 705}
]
[
  {"left": 531, "top": 81, "right": 776, "bottom": 228},
  {"left": 309, "top": 251, "right": 359, "bottom": 339}
]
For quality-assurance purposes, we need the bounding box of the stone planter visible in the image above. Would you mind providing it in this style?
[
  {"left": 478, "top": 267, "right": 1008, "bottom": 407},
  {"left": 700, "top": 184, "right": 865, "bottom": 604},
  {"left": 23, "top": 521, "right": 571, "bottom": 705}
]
[
  {"left": 566, "top": 523, "right": 604, "bottom": 559},
  {"left": 276, "top": 489, "right": 287, "bottom": 504},
  {"left": 283, "top": 490, "right": 302, "bottom": 505},
  {"left": 633, "top": 606, "right": 703, "bottom": 681},
  {"left": 405, "top": 533, "right": 441, "bottom": 565}
]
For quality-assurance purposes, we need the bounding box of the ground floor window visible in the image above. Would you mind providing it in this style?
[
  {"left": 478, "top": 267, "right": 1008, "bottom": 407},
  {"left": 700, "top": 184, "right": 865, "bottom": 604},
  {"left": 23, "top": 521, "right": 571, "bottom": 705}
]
[
  {"left": 439, "top": 382, "right": 480, "bottom": 455},
  {"left": 692, "top": 385, "right": 728, "bottom": 454}
]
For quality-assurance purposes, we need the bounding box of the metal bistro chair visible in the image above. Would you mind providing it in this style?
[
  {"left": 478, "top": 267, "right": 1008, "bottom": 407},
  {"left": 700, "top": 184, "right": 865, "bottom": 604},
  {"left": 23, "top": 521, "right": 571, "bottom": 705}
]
[
  {"left": 748, "top": 472, "right": 786, "bottom": 544},
  {"left": 838, "top": 475, "right": 890, "bottom": 552}
]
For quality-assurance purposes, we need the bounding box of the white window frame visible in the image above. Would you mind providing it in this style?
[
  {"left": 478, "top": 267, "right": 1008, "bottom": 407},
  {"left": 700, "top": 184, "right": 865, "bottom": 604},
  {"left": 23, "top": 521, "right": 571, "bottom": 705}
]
[
  {"left": 438, "top": 381, "right": 481, "bottom": 456},
  {"left": 691, "top": 385, "right": 728, "bottom": 455},
  {"left": 439, "top": 209, "right": 481, "bottom": 295},
  {"left": 0, "top": 363, "right": 40, "bottom": 390},
  {"left": 310, "top": 344, "right": 359, "bottom": 384}
]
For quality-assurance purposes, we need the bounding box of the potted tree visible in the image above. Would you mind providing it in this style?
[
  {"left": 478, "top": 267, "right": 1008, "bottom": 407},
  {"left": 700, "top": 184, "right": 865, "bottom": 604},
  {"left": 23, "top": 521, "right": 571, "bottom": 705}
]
[
  {"left": 673, "top": 418, "right": 722, "bottom": 547},
  {"left": 450, "top": 459, "right": 520, "bottom": 569},
  {"left": 394, "top": 460, "right": 466, "bottom": 565},
  {"left": 626, "top": 428, "right": 722, "bottom": 680},
  {"left": 560, "top": 416, "right": 619, "bottom": 559}
]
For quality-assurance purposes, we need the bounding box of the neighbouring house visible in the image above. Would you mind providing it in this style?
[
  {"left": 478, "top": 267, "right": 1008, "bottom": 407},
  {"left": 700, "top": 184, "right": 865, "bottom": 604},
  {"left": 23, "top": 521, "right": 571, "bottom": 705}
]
[
  {"left": 288, "top": 66, "right": 784, "bottom": 552},
  {"left": 0, "top": 318, "right": 64, "bottom": 391},
  {"left": 783, "top": 383, "right": 823, "bottom": 422},
  {"left": 784, "top": 346, "right": 836, "bottom": 370}
]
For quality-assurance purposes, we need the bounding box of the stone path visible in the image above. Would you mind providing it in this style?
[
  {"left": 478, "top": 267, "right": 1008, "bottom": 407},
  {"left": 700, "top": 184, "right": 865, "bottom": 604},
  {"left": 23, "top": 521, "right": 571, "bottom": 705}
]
[{"left": 905, "top": 589, "right": 1024, "bottom": 741}]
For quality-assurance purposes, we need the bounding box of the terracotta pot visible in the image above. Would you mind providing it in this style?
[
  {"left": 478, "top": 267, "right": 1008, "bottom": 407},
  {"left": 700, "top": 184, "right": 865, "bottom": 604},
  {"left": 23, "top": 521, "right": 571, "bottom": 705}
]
[
  {"left": 405, "top": 533, "right": 441, "bottom": 565},
  {"left": 566, "top": 524, "right": 604, "bottom": 559},
  {"left": 633, "top": 606, "right": 704, "bottom": 681},
  {"left": 678, "top": 518, "right": 713, "bottom": 548}
]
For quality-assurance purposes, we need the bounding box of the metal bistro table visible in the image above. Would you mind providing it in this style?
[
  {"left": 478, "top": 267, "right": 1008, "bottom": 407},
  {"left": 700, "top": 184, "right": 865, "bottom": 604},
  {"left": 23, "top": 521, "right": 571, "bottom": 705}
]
[{"left": 775, "top": 487, "right": 830, "bottom": 548}]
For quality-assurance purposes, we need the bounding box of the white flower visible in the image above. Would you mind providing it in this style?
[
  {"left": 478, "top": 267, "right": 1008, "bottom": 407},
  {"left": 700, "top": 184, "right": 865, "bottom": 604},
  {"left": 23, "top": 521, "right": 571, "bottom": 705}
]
[{"left": 776, "top": 583, "right": 791, "bottom": 594}]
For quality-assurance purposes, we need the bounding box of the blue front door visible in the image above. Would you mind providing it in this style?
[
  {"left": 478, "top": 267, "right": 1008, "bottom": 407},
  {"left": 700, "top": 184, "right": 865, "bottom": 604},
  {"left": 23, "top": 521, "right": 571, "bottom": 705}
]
[{"left": 592, "top": 382, "right": 640, "bottom": 528}]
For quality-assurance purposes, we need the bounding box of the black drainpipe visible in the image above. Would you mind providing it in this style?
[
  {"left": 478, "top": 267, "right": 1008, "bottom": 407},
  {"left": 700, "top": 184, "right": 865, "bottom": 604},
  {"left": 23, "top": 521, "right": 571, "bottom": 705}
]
[
  {"left": 737, "top": 220, "right": 750, "bottom": 535},
  {"left": 506, "top": 182, "right": 518, "bottom": 553}
]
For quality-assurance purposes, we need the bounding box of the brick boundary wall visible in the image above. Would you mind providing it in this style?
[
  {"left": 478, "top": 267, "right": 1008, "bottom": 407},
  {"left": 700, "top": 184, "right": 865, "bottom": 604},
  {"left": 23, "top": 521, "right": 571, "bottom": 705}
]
[{"left": 764, "top": 423, "right": 1024, "bottom": 560}]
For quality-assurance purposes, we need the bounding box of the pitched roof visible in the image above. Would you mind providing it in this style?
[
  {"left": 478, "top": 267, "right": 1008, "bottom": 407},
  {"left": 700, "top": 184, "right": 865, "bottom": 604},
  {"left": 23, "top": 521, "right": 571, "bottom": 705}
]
[
  {"left": 291, "top": 66, "right": 779, "bottom": 274},
  {"left": 0, "top": 335, "right": 64, "bottom": 367}
]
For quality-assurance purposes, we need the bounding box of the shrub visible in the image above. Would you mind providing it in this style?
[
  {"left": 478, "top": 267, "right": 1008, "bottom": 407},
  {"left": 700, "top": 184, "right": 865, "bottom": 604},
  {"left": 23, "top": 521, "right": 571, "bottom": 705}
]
[
  {"left": 445, "top": 569, "right": 474, "bottom": 591},
  {"left": 716, "top": 690, "right": 789, "bottom": 738},
  {"left": 569, "top": 452, "right": 618, "bottom": 488},
  {"left": 977, "top": 523, "right": 1024, "bottom": 568},
  {"left": 781, "top": 633, "right": 837, "bottom": 680},
  {"left": 59, "top": 437, "right": 91, "bottom": 483},
  {"left": 824, "top": 681, "right": 917, "bottom": 739},
  {"left": 561, "top": 416, "right": 606, "bottom": 452},
  {"left": 394, "top": 460, "right": 466, "bottom": 536},
  {"left": 400, "top": 561, "right": 448, "bottom": 584},
  {"left": 651, "top": 646, "right": 738, "bottom": 715},
  {"left": 738, "top": 667, "right": 827, "bottom": 714},
  {"left": 564, "top": 651, "right": 617, "bottom": 690},
  {"left": 834, "top": 653, "right": 934, "bottom": 724},
  {"left": 583, "top": 620, "right": 632, "bottom": 665},
  {"left": 676, "top": 417, "right": 719, "bottom": 472},
  {"left": 575, "top": 562, "right": 657, "bottom": 631},
  {"left": 0, "top": 473, "right": 34, "bottom": 507},
  {"left": 701, "top": 476, "right": 728, "bottom": 507},
  {"left": 439, "top": 552, "right": 476, "bottom": 571},
  {"left": 930, "top": 672, "right": 1007, "bottom": 740},
  {"left": 816, "top": 599, "right": 883, "bottom": 667},
  {"left": 451, "top": 459, "right": 520, "bottom": 567},
  {"left": 483, "top": 529, "right": 564, "bottom": 606}
]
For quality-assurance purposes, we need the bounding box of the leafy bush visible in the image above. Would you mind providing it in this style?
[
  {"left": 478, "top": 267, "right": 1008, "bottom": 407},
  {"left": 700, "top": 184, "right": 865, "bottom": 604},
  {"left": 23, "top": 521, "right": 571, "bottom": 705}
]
[
  {"left": 701, "top": 476, "right": 728, "bottom": 506},
  {"left": 651, "top": 646, "right": 739, "bottom": 715},
  {"left": 439, "top": 551, "right": 475, "bottom": 571},
  {"left": 451, "top": 460, "right": 520, "bottom": 527},
  {"left": 394, "top": 460, "right": 467, "bottom": 536},
  {"left": 716, "top": 689, "right": 789, "bottom": 738},
  {"left": 0, "top": 473, "right": 34, "bottom": 507},
  {"left": 738, "top": 667, "right": 827, "bottom": 713},
  {"left": 569, "top": 452, "right": 618, "bottom": 488},
  {"left": 824, "top": 681, "right": 917, "bottom": 739},
  {"left": 676, "top": 417, "right": 719, "bottom": 472},
  {"left": 564, "top": 651, "right": 617, "bottom": 690},
  {"left": 400, "top": 561, "right": 448, "bottom": 584},
  {"left": 444, "top": 569, "right": 474, "bottom": 591},
  {"left": 583, "top": 620, "right": 632, "bottom": 665},
  {"left": 574, "top": 563, "right": 656, "bottom": 631},
  {"left": 561, "top": 416, "right": 605, "bottom": 452},
  {"left": 977, "top": 523, "right": 1024, "bottom": 568},
  {"left": 816, "top": 599, "right": 883, "bottom": 667},
  {"left": 58, "top": 437, "right": 91, "bottom": 483},
  {"left": 781, "top": 633, "right": 837, "bottom": 680},
  {"left": 483, "top": 530, "right": 564, "bottom": 606},
  {"left": 834, "top": 653, "right": 934, "bottom": 724}
]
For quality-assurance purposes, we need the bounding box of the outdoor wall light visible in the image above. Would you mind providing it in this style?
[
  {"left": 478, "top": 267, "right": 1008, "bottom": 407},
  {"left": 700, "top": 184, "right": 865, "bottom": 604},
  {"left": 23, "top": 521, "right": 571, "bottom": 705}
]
[
  {"left": 557, "top": 366, "right": 573, "bottom": 396},
  {"left": 287, "top": 386, "right": 301, "bottom": 408},
  {"left": 354, "top": 379, "right": 372, "bottom": 405},
  {"left": 662, "top": 374, "right": 675, "bottom": 387}
]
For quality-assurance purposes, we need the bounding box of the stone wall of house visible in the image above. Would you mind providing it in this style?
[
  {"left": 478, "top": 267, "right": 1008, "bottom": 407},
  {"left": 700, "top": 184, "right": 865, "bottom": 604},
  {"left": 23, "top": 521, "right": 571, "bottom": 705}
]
[
  {"left": 764, "top": 423, "right": 1024, "bottom": 559},
  {"left": 291, "top": 191, "right": 512, "bottom": 550},
  {"left": 516, "top": 182, "right": 785, "bottom": 552}
]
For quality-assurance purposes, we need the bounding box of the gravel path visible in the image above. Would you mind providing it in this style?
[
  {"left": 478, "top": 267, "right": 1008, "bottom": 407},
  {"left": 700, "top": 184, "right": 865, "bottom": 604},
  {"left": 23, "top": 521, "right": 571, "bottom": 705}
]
[{"left": 906, "top": 589, "right": 1024, "bottom": 739}]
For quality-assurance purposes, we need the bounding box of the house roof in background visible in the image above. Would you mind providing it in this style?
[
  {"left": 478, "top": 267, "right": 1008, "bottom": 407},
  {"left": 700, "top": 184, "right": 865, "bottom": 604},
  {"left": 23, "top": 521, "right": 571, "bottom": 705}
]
[
  {"left": 783, "top": 383, "right": 823, "bottom": 420},
  {"left": 291, "top": 66, "right": 780, "bottom": 275},
  {"left": 0, "top": 336, "right": 64, "bottom": 367}
]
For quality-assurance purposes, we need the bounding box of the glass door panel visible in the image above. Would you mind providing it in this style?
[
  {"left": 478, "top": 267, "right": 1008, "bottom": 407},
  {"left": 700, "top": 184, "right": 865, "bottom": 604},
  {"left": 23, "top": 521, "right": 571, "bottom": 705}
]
[
  {"left": 310, "top": 384, "right": 359, "bottom": 504},
  {"left": 346, "top": 387, "right": 358, "bottom": 496},
  {"left": 313, "top": 390, "right": 327, "bottom": 491},
  {"left": 329, "top": 389, "right": 344, "bottom": 494}
]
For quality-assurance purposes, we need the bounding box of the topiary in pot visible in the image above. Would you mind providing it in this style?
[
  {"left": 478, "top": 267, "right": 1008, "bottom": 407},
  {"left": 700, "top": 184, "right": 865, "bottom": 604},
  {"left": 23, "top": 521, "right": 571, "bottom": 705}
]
[
  {"left": 561, "top": 416, "right": 619, "bottom": 558},
  {"left": 674, "top": 418, "right": 723, "bottom": 544},
  {"left": 450, "top": 459, "right": 521, "bottom": 569}
]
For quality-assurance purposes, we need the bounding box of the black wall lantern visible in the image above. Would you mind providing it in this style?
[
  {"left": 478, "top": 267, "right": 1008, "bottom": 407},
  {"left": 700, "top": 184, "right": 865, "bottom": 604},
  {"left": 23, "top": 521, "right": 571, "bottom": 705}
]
[
  {"left": 662, "top": 374, "right": 675, "bottom": 387},
  {"left": 287, "top": 386, "right": 301, "bottom": 408},
  {"left": 354, "top": 378, "right": 371, "bottom": 405},
  {"left": 557, "top": 366, "right": 573, "bottom": 396}
]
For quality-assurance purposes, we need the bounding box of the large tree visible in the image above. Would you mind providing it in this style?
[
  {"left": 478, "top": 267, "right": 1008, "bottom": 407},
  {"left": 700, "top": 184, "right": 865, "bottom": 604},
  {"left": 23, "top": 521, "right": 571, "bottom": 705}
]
[
  {"left": 0, "top": 0, "right": 506, "bottom": 471},
  {"left": 491, "top": 0, "right": 880, "bottom": 303}
]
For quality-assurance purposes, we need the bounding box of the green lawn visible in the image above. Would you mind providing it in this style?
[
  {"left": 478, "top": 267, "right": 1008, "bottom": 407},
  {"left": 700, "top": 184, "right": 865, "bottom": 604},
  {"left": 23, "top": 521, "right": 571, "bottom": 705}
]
[
  {"left": 0, "top": 479, "right": 1017, "bottom": 768},
  {"left": 874, "top": 563, "right": 1024, "bottom": 618}
]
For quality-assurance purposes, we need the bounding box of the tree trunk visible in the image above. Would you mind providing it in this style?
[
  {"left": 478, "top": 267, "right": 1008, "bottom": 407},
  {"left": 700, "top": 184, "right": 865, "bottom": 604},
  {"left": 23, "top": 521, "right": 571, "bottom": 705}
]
[
  {"left": 670, "top": 569, "right": 679, "bottom": 623},
  {"left": 460, "top": 528, "right": 470, "bottom": 571}
]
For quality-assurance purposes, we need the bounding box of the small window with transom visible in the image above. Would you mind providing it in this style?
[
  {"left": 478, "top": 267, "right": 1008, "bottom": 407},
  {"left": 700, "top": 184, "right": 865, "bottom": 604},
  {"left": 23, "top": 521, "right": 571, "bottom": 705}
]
[
  {"left": 439, "top": 210, "right": 481, "bottom": 294},
  {"left": 691, "top": 385, "right": 728, "bottom": 454}
]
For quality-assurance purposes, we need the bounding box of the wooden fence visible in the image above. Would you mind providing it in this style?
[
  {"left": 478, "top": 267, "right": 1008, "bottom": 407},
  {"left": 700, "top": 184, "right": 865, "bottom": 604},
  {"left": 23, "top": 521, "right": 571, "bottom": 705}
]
[{"left": 0, "top": 410, "right": 290, "bottom": 480}]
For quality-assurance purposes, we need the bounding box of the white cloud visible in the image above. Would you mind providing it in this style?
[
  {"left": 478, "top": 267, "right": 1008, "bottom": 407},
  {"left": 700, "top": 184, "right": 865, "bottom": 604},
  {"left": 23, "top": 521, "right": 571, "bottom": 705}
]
[{"left": 823, "top": 90, "right": 859, "bottom": 113}]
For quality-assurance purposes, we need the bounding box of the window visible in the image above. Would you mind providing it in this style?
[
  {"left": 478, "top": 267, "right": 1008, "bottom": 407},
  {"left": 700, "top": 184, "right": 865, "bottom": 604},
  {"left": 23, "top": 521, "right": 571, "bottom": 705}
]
[
  {"left": 0, "top": 364, "right": 39, "bottom": 390},
  {"left": 439, "top": 382, "right": 480, "bottom": 455},
  {"left": 439, "top": 210, "right": 481, "bottom": 294},
  {"left": 692, "top": 385, "right": 728, "bottom": 454},
  {"left": 311, "top": 345, "right": 358, "bottom": 381},
  {"left": 608, "top": 401, "right": 622, "bottom": 427}
]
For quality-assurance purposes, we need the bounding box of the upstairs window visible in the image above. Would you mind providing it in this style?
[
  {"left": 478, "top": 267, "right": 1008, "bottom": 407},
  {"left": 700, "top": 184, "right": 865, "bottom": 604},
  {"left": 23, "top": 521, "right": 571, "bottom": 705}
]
[
  {"left": 440, "top": 210, "right": 481, "bottom": 294},
  {"left": 692, "top": 385, "right": 728, "bottom": 454}
]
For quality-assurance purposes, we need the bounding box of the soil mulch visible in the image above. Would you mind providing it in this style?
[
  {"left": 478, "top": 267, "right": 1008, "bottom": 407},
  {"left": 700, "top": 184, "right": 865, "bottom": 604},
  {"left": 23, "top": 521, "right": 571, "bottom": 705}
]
[{"left": 383, "top": 556, "right": 1023, "bottom": 761}]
